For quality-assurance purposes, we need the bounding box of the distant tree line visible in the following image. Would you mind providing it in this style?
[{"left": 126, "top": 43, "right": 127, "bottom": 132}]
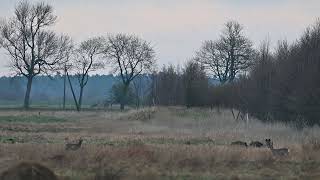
[
  {"left": 0, "top": 75, "right": 119, "bottom": 106},
  {"left": 0, "top": 1, "right": 155, "bottom": 111},
  {"left": 149, "top": 62, "right": 209, "bottom": 107},
  {"left": 209, "top": 20, "right": 320, "bottom": 127},
  {"left": 149, "top": 21, "right": 254, "bottom": 108},
  {"left": 149, "top": 20, "right": 320, "bottom": 127},
  {"left": 0, "top": 1, "right": 251, "bottom": 111},
  {"left": 1, "top": 1, "right": 320, "bottom": 127}
]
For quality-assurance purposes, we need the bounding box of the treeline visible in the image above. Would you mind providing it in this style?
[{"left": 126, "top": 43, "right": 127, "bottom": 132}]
[
  {"left": 150, "top": 62, "right": 218, "bottom": 107},
  {"left": 151, "top": 20, "right": 320, "bottom": 127},
  {"left": 1, "top": 1, "right": 320, "bottom": 126},
  {"left": 210, "top": 21, "right": 320, "bottom": 127},
  {"left": 0, "top": 71, "right": 219, "bottom": 108},
  {"left": 0, "top": 75, "right": 117, "bottom": 105},
  {"left": 150, "top": 21, "right": 254, "bottom": 108},
  {"left": 0, "top": 1, "right": 157, "bottom": 110}
]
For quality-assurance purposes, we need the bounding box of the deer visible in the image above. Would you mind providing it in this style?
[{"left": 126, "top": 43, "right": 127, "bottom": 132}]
[
  {"left": 265, "top": 139, "right": 289, "bottom": 156},
  {"left": 65, "top": 138, "right": 83, "bottom": 151},
  {"left": 231, "top": 141, "right": 248, "bottom": 147},
  {"left": 249, "top": 141, "right": 264, "bottom": 148}
]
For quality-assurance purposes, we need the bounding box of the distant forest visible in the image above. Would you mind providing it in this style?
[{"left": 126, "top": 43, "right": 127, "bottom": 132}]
[
  {"left": 0, "top": 74, "right": 219, "bottom": 107},
  {"left": 0, "top": 75, "right": 118, "bottom": 106},
  {"left": 1, "top": 1, "right": 320, "bottom": 127}
]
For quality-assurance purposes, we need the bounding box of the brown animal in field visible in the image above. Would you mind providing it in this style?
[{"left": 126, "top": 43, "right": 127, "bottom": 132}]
[
  {"left": 231, "top": 141, "right": 248, "bottom": 147},
  {"left": 65, "top": 138, "right": 83, "bottom": 151},
  {"left": 265, "top": 139, "right": 289, "bottom": 156},
  {"left": 49, "top": 154, "right": 66, "bottom": 162},
  {"left": 0, "top": 162, "right": 58, "bottom": 180},
  {"left": 249, "top": 141, "right": 264, "bottom": 148}
]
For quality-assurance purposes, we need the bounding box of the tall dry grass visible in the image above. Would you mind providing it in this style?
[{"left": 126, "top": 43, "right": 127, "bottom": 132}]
[{"left": 0, "top": 107, "right": 319, "bottom": 179}]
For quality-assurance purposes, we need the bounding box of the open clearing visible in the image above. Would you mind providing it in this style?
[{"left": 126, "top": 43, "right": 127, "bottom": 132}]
[{"left": 0, "top": 107, "right": 319, "bottom": 180}]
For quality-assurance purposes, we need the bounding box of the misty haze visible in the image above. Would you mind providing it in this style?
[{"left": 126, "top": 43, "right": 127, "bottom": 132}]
[{"left": 0, "top": 0, "right": 319, "bottom": 179}]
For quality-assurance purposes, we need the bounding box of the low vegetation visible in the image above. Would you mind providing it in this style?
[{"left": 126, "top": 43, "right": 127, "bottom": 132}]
[
  {"left": 0, "top": 115, "right": 67, "bottom": 124},
  {"left": 0, "top": 107, "right": 319, "bottom": 179}
]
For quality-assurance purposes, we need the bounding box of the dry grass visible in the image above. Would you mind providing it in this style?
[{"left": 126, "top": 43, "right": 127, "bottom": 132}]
[{"left": 0, "top": 107, "right": 319, "bottom": 179}]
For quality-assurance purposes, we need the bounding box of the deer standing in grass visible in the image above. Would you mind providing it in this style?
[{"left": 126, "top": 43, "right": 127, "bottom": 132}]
[
  {"left": 265, "top": 139, "right": 289, "bottom": 156},
  {"left": 65, "top": 138, "right": 83, "bottom": 151},
  {"left": 249, "top": 141, "right": 264, "bottom": 148},
  {"left": 231, "top": 141, "right": 248, "bottom": 147}
]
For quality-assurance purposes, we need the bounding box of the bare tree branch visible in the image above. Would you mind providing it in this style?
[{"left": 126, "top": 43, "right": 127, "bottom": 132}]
[
  {"left": 68, "top": 37, "right": 104, "bottom": 111},
  {"left": 103, "top": 34, "right": 156, "bottom": 110},
  {"left": 195, "top": 21, "right": 255, "bottom": 84},
  {"left": 0, "top": 1, "right": 70, "bottom": 108}
]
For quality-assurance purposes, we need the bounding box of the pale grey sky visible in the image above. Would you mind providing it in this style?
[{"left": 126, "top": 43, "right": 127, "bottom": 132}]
[{"left": 0, "top": 0, "right": 319, "bottom": 76}]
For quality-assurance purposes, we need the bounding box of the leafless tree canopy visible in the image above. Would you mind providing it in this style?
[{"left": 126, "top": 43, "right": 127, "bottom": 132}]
[
  {"left": 104, "top": 34, "right": 155, "bottom": 85},
  {"left": 0, "top": 1, "right": 70, "bottom": 76},
  {"left": 0, "top": 1, "right": 72, "bottom": 108},
  {"left": 73, "top": 37, "right": 104, "bottom": 87},
  {"left": 67, "top": 37, "right": 104, "bottom": 111},
  {"left": 196, "top": 21, "right": 255, "bottom": 83},
  {"left": 103, "top": 34, "right": 156, "bottom": 110}
]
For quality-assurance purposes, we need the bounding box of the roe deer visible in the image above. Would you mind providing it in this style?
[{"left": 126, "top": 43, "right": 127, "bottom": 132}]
[
  {"left": 0, "top": 162, "right": 58, "bottom": 180},
  {"left": 231, "top": 141, "right": 248, "bottom": 147},
  {"left": 265, "top": 139, "right": 289, "bottom": 156},
  {"left": 65, "top": 138, "right": 83, "bottom": 151},
  {"left": 249, "top": 141, "right": 264, "bottom": 148}
]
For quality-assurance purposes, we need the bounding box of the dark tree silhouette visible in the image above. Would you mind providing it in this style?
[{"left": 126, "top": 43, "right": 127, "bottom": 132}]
[
  {"left": 183, "top": 61, "right": 209, "bottom": 107},
  {"left": 103, "top": 34, "right": 156, "bottom": 110},
  {"left": 109, "top": 82, "right": 135, "bottom": 106},
  {"left": 0, "top": 1, "right": 71, "bottom": 109},
  {"left": 209, "top": 20, "right": 320, "bottom": 127},
  {"left": 67, "top": 37, "right": 103, "bottom": 111},
  {"left": 196, "top": 21, "right": 255, "bottom": 83}
]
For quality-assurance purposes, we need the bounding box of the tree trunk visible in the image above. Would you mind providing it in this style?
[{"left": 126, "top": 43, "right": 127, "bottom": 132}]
[
  {"left": 78, "top": 86, "right": 84, "bottom": 111},
  {"left": 24, "top": 76, "right": 33, "bottom": 109},
  {"left": 120, "top": 103, "right": 125, "bottom": 111},
  {"left": 136, "top": 95, "right": 140, "bottom": 109},
  {"left": 67, "top": 73, "right": 80, "bottom": 111},
  {"left": 63, "top": 65, "right": 67, "bottom": 110},
  {"left": 120, "top": 84, "right": 129, "bottom": 111}
]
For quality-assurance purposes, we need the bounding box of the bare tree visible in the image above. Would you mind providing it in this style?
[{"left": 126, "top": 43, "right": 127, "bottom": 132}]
[
  {"left": 0, "top": 1, "right": 71, "bottom": 109},
  {"left": 196, "top": 21, "right": 255, "bottom": 83},
  {"left": 67, "top": 37, "right": 103, "bottom": 111},
  {"left": 59, "top": 42, "right": 74, "bottom": 110},
  {"left": 103, "top": 34, "right": 156, "bottom": 110},
  {"left": 195, "top": 40, "right": 225, "bottom": 81}
]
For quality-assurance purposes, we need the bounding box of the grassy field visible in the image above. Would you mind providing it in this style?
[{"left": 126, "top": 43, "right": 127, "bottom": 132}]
[{"left": 0, "top": 107, "right": 319, "bottom": 179}]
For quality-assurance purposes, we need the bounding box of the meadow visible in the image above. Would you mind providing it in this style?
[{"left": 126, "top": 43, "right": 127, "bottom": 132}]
[{"left": 0, "top": 107, "right": 319, "bottom": 180}]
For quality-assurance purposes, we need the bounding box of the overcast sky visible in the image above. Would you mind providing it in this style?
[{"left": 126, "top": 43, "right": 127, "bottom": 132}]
[{"left": 0, "top": 0, "right": 319, "bottom": 76}]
